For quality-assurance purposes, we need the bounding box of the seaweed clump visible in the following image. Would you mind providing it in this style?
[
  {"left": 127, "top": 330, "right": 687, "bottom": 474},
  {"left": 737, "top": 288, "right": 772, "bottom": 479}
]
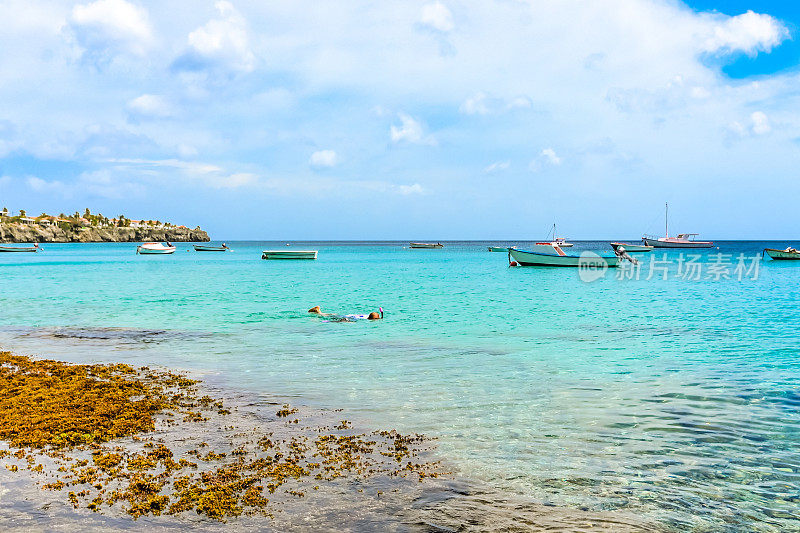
[
  {"left": 0, "top": 351, "right": 444, "bottom": 522},
  {"left": 0, "top": 352, "right": 174, "bottom": 448}
]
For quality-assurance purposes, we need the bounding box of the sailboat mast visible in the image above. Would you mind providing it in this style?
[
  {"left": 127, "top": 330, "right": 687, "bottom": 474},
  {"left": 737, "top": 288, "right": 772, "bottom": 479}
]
[{"left": 665, "top": 202, "right": 668, "bottom": 238}]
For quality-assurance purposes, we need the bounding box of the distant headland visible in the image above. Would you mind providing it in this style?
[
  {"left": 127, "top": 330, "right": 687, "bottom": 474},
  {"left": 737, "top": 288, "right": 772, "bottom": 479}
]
[{"left": 0, "top": 207, "right": 210, "bottom": 243}]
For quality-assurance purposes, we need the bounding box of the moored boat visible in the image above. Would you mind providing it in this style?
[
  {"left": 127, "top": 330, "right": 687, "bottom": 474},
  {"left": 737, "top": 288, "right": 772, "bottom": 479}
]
[
  {"left": 136, "top": 242, "right": 176, "bottom": 254},
  {"left": 262, "top": 250, "right": 318, "bottom": 260},
  {"left": 194, "top": 243, "right": 231, "bottom": 252},
  {"left": 642, "top": 203, "right": 713, "bottom": 248},
  {"left": 509, "top": 244, "right": 619, "bottom": 267},
  {"left": 488, "top": 246, "right": 516, "bottom": 252},
  {"left": 610, "top": 242, "right": 654, "bottom": 253},
  {"left": 0, "top": 243, "right": 40, "bottom": 252},
  {"left": 410, "top": 242, "right": 443, "bottom": 249},
  {"left": 544, "top": 224, "right": 573, "bottom": 247},
  {"left": 643, "top": 234, "right": 714, "bottom": 248},
  {"left": 764, "top": 247, "right": 800, "bottom": 260}
]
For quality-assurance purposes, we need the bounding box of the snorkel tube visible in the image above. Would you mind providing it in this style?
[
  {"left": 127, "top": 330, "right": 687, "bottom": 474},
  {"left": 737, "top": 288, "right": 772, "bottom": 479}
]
[{"left": 379, "top": 307, "right": 384, "bottom": 319}]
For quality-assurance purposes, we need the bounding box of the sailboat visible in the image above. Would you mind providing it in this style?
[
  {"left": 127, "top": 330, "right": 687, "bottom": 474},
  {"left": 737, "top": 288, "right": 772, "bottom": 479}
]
[
  {"left": 642, "top": 203, "right": 713, "bottom": 248},
  {"left": 548, "top": 224, "right": 573, "bottom": 247}
]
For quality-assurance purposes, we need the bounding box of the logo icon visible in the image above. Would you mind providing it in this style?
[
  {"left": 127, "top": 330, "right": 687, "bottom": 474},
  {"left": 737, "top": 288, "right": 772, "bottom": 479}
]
[{"left": 577, "top": 251, "right": 609, "bottom": 283}]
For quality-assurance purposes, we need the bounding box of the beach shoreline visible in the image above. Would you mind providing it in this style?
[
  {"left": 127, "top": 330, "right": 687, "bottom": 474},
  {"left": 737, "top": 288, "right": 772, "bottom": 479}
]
[{"left": 0, "top": 344, "right": 652, "bottom": 532}]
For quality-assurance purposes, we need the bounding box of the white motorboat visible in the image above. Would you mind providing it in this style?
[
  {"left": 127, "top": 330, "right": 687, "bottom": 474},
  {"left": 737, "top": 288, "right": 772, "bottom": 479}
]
[
  {"left": 610, "top": 242, "right": 654, "bottom": 253},
  {"left": 642, "top": 203, "right": 713, "bottom": 248},
  {"left": 0, "top": 243, "right": 40, "bottom": 252},
  {"left": 509, "top": 243, "right": 619, "bottom": 267},
  {"left": 136, "top": 242, "right": 176, "bottom": 254},
  {"left": 262, "top": 250, "right": 318, "bottom": 260},
  {"left": 410, "top": 242, "right": 443, "bottom": 249}
]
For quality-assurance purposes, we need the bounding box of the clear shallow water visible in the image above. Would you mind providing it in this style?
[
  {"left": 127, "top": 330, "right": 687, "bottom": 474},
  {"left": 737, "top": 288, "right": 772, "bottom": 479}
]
[{"left": 1, "top": 241, "right": 799, "bottom": 530}]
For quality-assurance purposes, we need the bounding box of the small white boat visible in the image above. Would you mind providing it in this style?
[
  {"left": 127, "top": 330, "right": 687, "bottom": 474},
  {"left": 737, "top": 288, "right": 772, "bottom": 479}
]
[
  {"left": 410, "top": 242, "right": 443, "bottom": 249},
  {"left": 136, "top": 242, "right": 176, "bottom": 254},
  {"left": 488, "top": 246, "right": 516, "bottom": 252},
  {"left": 509, "top": 244, "right": 619, "bottom": 267},
  {"left": 543, "top": 224, "right": 573, "bottom": 247},
  {"left": 642, "top": 203, "right": 713, "bottom": 248},
  {"left": 763, "top": 247, "right": 800, "bottom": 260},
  {"left": 262, "top": 250, "right": 318, "bottom": 260},
  {"left": 610, "top": 242, "right": 654, "bottom": 253},
  {"left": 0, "top": 243, "right": 40, "bottom": 252},
  {"left": 194, "top": 243, "right": 231, "bottom": 252},
  {"left": 643, "top": 234, "right": 714, "bottom": 249}
]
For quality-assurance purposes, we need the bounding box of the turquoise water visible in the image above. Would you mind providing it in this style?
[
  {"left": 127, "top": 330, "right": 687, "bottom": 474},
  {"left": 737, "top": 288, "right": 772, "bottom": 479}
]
[{"left": 1, "top": 241, "right": 799, "bottom": 530}]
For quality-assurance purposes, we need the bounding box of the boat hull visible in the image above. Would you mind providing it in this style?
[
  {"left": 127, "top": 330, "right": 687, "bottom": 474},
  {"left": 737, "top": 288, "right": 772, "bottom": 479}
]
[
  {"left": 410, "top": 243, "right": 443, "bottom": 249},
  {"left": 137, "top": 248, "right": 175, "bottom": 254},
  {"left": 488, "top": 246, "right": 511, "bottom": 252},
  {"left": 642, "top": 237, "right": 714, "bottom": 248},
  {"left": 137, "top": 243, "right": 176, "bottom": 254},
  {"left": 610, "top": 242, "right": 653, "bottom": 253},
  {"left": 509, "top": 248, "right": 619, "bottom": 267},
  {"left": 0, "top": 246, "right": 39, "bottom": 252},
  {"left": 193, "top": 245, "right": 230, "bottom": 252},
  {"left": 262, "top": 250, "right": 318, "bottom": 260},
  {"left": 764, "top": 248, "right": 800, "bottom": 260}
]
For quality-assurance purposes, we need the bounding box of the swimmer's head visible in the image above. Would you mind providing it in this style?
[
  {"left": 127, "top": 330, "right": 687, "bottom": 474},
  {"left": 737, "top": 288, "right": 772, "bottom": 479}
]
[
  {"left": 368, "top": 311, "right": 382, "bottom": 320},
  {"left": 308, "top": 306, "right": 322, "bottom": 314}
]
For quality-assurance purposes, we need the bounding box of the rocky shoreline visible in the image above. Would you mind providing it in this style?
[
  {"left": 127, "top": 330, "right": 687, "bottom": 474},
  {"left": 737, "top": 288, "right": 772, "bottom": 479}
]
[{"left": 0, "top": 224, "right": 210, "bottom": 243}]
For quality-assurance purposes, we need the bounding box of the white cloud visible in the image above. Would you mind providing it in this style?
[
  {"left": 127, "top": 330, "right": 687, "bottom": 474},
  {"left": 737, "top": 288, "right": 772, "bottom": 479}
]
[
  {"left": 750, "top": 111, "right": 771, "bottom": 135},
  {"left": 310, "top": 149, "right": 338, "bottom": 168},
  {"left": 703, "top": 10, "right": 788, "bottom": 56},
  {"left": 106, "top": 158, "right": 258, "bottom": 188},
  {"left": 177, "top": 144, "right": 198, "bottom": 158},
  {"left": 69, "top": 0, "right": 153, "bottom": 62},
  {"left": 396, "top": 183, "right": 425, "bottom": 195},
  {"left": 390, "top": 113, "right": 434, "bottom": 144},
  {"left": 26, "top": 171, "right": 143, "bottom": 199},
  {"left": 460, "top": 92, "right": 532, "bottom": 115},
  {"left": 173, "top": 1, "right": 255, "bottom": 74},
  {"left": 728, "top": 111, "right": 772, "bottom": 138},
  {"left": 27, "top": 176, "right": 55, "bottom": 192},
  {"left": 218, "top": 172, "right": 257, "bottom": 188},
  {"left": 541, "top": 148, "right": 562, "bottom": 165},
  {"left": 126, "top": 94, "right": 173, "bottom": 119},
  {"left": 460, "top": 92, "right": 490, "bottom": 115},
  {"left": 484, "top": 161, "right": 510, "bottom": 173},
  {"left": 420, "top": 2, "right": 454, "bottom": 33}
]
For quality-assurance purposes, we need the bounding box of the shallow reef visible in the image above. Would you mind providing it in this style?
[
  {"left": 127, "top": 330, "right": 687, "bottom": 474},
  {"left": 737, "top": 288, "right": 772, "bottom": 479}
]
[{"left": 0, "top": 351, "right": 443, "bottom": 522}]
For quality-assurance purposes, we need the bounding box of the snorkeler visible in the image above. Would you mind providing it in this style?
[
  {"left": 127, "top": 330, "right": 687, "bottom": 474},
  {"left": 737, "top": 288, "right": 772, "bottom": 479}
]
[{"left": 308, "top": 306, "right": 383, "bottom": 321}]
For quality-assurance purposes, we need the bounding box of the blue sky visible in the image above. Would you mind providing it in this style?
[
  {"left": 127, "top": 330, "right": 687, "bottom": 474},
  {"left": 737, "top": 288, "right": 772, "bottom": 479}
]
[{"left": 1, "top": 0, "right": 800, "bottom": 239}]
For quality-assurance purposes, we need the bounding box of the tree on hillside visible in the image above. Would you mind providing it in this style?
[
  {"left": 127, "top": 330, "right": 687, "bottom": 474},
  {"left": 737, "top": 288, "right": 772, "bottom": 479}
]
[
  {"left": 19, "top": 209, "right": 26, "bottom": 218},
  {"left": 2, "top": 207, "right": 8, "bottom": 217},
  {"left": 84, "top": 208, "right": 91, "bottom": 218}
]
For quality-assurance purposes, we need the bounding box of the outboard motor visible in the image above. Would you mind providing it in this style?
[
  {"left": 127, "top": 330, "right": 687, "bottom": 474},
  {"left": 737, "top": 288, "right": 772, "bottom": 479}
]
[{"left": 614, "top": 245, "right": 638, "bottom": 265}]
